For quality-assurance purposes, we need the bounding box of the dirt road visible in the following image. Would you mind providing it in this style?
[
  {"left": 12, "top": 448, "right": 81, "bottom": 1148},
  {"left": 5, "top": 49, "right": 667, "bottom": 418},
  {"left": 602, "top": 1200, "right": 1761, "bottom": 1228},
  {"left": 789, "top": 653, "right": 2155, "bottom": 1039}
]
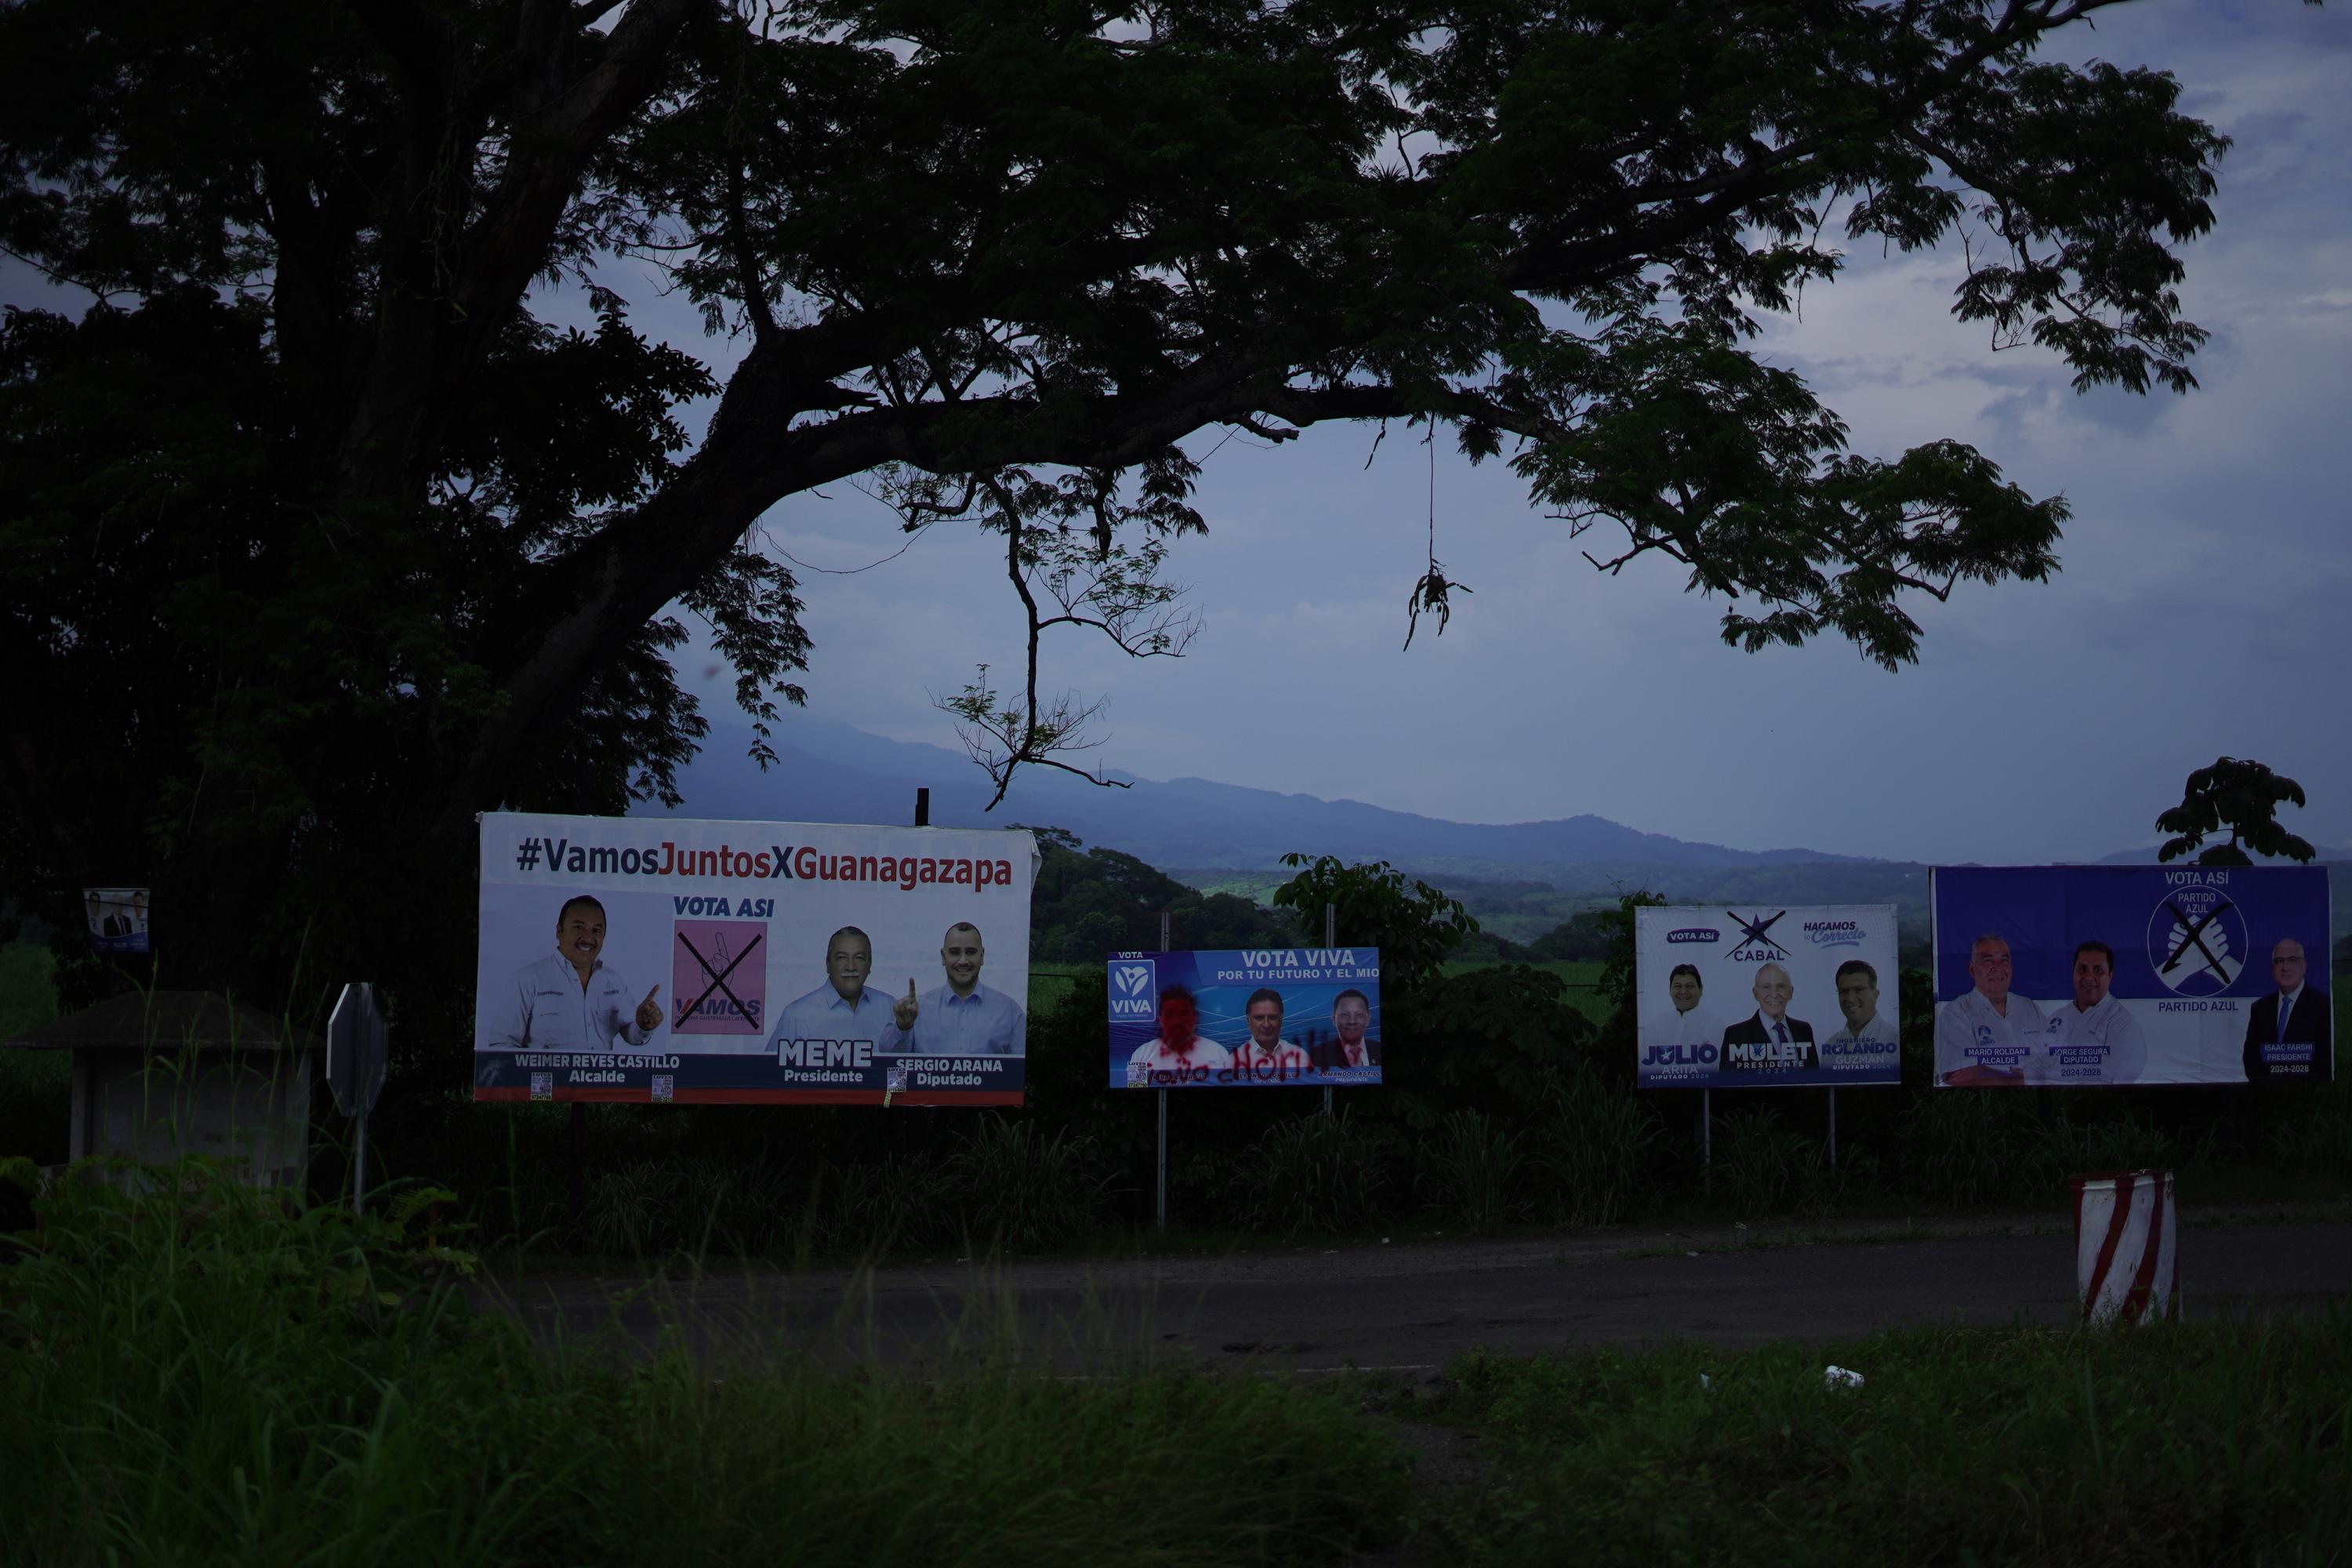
[{"left": 475, "top": 1207, "right": 2352, "bottom": 1374}]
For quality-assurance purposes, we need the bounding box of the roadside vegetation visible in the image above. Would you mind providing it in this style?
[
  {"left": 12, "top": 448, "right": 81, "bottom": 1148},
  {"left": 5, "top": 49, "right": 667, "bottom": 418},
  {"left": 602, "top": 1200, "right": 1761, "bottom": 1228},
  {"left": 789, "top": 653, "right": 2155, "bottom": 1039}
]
[
  {"left": 0, "top": 1162, "right": 1403, "bottom": 1567},
  {"left": 1417, "top": 1315, "right": 2352, "bottom": 1566},
  {"left": 4, "top": 1155, "right": 2344, "bottom": 1567}
]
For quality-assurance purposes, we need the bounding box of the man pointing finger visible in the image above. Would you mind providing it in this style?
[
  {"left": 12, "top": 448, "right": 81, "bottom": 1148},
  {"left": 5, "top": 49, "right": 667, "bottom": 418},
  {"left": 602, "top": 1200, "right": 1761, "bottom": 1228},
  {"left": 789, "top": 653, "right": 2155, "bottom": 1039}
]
[{"left": 905, "top": 922, "right": 1025, "bottom": 1056}]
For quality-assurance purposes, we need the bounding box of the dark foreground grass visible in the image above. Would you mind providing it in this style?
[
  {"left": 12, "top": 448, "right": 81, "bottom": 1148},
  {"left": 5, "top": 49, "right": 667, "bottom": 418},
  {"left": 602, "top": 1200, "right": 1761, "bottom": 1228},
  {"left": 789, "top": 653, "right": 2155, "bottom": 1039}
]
[
  {"left": 0, "top": 1164, "right": 1403, "bottom": 1566},
  {"left": 1423, "top": 1316, "right": 2352, "bottom": 1566}
]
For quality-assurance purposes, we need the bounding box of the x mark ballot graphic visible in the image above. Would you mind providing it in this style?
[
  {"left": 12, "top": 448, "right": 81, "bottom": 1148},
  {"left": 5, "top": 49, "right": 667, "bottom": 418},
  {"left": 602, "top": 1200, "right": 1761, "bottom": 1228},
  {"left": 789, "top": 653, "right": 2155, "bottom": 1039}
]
[
  {"left": 1726, "top": 909, "right": 1789, "bottom": 953},
  {"left": 2160, "top": 898, "right": 2234, "bottom": 985},
  {"left": 676, "top": 927, "right": 764, "bottom": 1028}
]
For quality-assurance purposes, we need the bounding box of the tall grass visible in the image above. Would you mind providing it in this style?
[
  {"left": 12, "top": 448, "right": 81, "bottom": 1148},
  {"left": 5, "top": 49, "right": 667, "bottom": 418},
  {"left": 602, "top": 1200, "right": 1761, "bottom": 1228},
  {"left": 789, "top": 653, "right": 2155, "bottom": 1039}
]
[
  {"left": 1431, "top": 1316, "right": 2352, "bottom": 1566},
  {"left": 0, "top": 1160, "right": 1403, "bottom": 1566},
  {"left": 1225, "top": 1109, "right": 1398, "bottom": 1236},
  {"left": 947, "top": 1114, "right": 1119, "bottom": 1251},
  {"left": 1534, "top": 1065, "right": 1660, "bottom": 1226},
  {"left": 1417, "top": 1109, "right": 1528, "bottom": 1233}
]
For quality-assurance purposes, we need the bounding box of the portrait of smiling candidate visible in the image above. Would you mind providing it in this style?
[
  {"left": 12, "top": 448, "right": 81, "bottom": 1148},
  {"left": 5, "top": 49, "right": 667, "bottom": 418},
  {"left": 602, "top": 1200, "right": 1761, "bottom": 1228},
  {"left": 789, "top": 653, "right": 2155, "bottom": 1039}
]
[
  {"left": 902, "top": 921, "right": 1026, "bottom": 1056},
  {"left": 2031, "top": 939, "right": 2148, "bottom": 1084},
  {"left": 1719, "top": 964, "right": 1817, "bottom": 1068},
  {"left": 1657, "top": 963, "right": 1723, "bottom": 1047},
  {"left": 1310, "top": 989, "right": 1381, "bottom": 1069},
  {"left": 1936, "top": 932, "right": 2045, "bottom": 1086},
  {"left": 486, "top": 894, "right": 662, "bottom": 1051},
  {"left": 768, "top": 925, "right": 911, "bottom": 1058},
  {"left": 1823, "top": 960, "right": 1895, "bottom": 1048},
  {"left": 1232, "top": 987, "right": 1311, "bottom": 1079}
]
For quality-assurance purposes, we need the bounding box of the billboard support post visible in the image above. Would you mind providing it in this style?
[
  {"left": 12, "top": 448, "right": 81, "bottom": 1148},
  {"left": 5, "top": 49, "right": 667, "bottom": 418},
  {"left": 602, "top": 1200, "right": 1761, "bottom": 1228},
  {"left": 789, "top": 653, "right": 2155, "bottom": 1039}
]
[
  {"left": 1323, "top": 901, "right": 1337, "bottom": 1119},
  {"left": 1828, "top": 1087, "right": 1838, "bottom": 1169},
  {"left": 1700, "top": 1090, "right": 1711, "bottom": 1174},
  {"left": 1156, "top": 909, "right": 1171, "bottom": 1230}
]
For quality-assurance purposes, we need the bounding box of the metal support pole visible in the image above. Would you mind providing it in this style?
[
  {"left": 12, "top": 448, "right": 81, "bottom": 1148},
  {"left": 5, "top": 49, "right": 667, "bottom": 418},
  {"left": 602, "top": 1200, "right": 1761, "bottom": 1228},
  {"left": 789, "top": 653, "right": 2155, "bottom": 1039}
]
[
  {"left": 353, "top": 1110, "right": 368, "bottom": 1217},
  {"left": 1701, "top": 1090, "right": 1711, "bottom": 1167},
  {"left": 1828, "top": 1087, "right": 1838, "bottom": 1170},
  {"left": 1323, "top": 899, "right": 1338, "bottom": 1116},
  {"left": 1157, "top": 907, "right": 1172, "bottom": 1230}
]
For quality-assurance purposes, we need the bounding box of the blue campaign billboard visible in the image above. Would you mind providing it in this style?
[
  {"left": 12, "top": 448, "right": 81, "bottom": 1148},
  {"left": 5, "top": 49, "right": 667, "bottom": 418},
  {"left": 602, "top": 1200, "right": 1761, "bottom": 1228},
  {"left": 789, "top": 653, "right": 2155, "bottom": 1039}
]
[
  {"left": 1107, "top": 948, "right": 1382, "bottom": 1088},
  {"left": 1932, "top": 865, "right": 2333, "bottom": 1087},
  {"left": 1634, "top": 905, "right": 1901, "bottom": 1087}
]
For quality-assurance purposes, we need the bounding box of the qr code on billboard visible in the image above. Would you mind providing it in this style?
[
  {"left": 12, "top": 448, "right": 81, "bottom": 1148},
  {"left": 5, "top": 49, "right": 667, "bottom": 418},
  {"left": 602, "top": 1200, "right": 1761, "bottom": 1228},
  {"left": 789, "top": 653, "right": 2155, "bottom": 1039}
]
[
  {"left": 651, "top": 1075, "right": 674, "bottom": 1102},
  {"left": 529, "top": 1072, "right": 554, "bottom": 1101}
]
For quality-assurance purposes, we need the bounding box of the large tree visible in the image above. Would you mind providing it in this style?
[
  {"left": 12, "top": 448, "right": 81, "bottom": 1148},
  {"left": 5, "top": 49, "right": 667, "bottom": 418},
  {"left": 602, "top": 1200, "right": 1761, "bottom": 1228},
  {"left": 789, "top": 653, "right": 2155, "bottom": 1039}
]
[{"left": 2, "top": 0, "right": 2237, "bottom": 1008}]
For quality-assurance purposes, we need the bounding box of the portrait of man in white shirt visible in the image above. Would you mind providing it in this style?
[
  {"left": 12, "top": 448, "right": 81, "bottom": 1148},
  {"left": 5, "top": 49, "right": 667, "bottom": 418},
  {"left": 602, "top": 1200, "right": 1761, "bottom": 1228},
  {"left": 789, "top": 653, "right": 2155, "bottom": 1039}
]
[
  {"left": 486, "top": 894, "right": 662, "bottom": 1052},
  {"left": 1659, "top": 963, "right": 1722, "bottom": 1047},
  {"left": 1936, "top": 932, "right": 2045, "bottom": 1086},
  {"left": 2032, "top": 939, "right": 2147, "bottom": 1084}
]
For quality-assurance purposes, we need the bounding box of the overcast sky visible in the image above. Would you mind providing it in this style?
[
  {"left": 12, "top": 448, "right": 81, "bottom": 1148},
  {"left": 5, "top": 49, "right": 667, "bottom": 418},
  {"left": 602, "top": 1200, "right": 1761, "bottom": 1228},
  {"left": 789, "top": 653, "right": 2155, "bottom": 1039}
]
[
  {"left": 645, "top": 1, "right": 2346, "bottom": 865},
  {"left": 17, "top": 2, "right": 2347, "bottom": 866}
]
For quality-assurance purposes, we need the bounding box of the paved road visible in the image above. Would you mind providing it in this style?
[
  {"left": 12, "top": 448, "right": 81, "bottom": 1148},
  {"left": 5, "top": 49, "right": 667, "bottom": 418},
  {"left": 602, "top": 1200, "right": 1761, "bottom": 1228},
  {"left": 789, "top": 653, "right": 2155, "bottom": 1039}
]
[{"left": 476, "top": 1209, "right": 2352, "bottom": 1375}]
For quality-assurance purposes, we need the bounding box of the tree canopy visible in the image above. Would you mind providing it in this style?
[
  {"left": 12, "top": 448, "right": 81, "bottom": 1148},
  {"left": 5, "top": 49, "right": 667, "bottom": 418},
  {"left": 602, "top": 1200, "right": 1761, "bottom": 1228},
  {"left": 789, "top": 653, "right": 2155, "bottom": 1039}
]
[
  {"left": 2155, "top": 757, "right": 2317, "bottom": 867},
  {"left": 0, "top": 0, "right": 2245, "bottom": 1002}
]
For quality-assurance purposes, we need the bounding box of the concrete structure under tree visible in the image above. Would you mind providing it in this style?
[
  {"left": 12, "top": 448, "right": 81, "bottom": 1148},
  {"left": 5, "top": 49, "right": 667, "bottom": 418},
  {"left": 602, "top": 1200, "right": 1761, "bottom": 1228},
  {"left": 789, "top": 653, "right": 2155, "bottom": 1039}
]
[{"left": 2, "top": 991, "right": 318, "bottom": 1187}]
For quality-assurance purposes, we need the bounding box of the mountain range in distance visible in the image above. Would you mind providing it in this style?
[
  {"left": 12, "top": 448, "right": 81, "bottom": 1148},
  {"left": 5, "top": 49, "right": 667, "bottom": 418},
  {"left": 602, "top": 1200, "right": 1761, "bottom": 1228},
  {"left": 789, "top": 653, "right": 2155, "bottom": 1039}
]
[
  {"left": 648, "top": 714, "right": 2348, "bottom": 942},
  {"left": 654, "top": 715, "right": 1886, "bottom": 873}
]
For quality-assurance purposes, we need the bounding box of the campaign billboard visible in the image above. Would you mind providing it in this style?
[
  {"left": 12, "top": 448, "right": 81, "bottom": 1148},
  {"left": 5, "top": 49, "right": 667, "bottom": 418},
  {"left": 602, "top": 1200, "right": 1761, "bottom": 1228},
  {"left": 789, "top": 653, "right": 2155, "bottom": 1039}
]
[
  {"left": 474, "top": 812, "right": 1036, "bottom": 1104},
  {"left": 1932, "top": 866, "right": 2332, "bottom": 1087},
  {"left": 83, "top": 887, "right": 150, "bottom": 956},
  {"left": 1635, "top": 906, "right": 1900, "bottom": 1087},
  {"left": 1107, "top": 948, "right": 1382, "bottom": 1088}
]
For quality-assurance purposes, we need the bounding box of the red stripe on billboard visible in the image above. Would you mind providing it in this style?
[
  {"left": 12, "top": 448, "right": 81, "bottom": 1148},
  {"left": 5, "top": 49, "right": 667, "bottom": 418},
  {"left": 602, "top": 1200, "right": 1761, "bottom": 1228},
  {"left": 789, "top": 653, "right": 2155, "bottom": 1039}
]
[{"left": 474, "top": 1087, "right": 1022, "bottom": 1105}]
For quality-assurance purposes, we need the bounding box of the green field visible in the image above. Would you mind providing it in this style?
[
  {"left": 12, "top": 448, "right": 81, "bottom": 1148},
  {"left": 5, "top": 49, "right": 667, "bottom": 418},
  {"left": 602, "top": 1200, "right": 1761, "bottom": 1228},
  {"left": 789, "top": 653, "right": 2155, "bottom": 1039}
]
[
  {"left": 1029, "top": 960, "right": 1094, "bottom": 1018},
  {"left": 1442, "top": 956, "right": 1611, "bottom": 1021}
]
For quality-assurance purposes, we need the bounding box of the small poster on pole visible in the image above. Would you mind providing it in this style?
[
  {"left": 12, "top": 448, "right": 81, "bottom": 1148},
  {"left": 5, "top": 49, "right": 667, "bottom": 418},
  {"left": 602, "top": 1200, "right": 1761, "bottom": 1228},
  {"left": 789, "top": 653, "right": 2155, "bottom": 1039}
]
[{"left": 82, "top": 887, "right": 151, "bottom": 955}]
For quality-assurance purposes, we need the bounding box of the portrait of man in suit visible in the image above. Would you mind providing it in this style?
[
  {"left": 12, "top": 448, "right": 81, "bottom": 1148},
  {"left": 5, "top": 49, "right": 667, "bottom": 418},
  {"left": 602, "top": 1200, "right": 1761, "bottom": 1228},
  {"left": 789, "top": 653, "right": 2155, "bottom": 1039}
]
[
  {"left": 1311, "top": 988, "right": 1381, "bottom": 1070},
  {"left": 2243, "top": 938, "right": 2332, "bottom": 1083},
  {"left": 1720, "top": 963, "right": 1817, "bottom": 1069}
]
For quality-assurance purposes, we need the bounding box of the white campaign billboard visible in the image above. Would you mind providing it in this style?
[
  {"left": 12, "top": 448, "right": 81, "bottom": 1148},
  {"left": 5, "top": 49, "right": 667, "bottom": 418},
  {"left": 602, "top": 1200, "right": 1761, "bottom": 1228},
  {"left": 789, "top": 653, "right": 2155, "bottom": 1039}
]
[
  {"left": 1635, "top": 905, "right": 1901, "bottom": 1087},
  {"left": 473, "top": 812, "right": 1036, "bottom": 1105}
]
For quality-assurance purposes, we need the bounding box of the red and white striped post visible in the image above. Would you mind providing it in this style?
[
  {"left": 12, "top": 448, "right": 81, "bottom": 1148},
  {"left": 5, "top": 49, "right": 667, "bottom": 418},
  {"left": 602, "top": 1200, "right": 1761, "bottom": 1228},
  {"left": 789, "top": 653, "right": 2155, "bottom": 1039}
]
[{"left": 2072, "top": 1169, "right": 2180, "bottom": 1326}]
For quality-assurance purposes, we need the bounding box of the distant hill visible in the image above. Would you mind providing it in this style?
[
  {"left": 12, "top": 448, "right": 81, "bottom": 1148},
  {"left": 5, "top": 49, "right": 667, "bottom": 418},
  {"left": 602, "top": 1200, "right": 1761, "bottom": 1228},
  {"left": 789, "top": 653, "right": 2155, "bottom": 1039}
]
[
  {"left": 650, "top": 718, "right": 2348, "bottom": 958},
  {"left": 654, "top": 713, "right": 1886, "bottom": 875},
  {"left": 650, "top": 713, "right": 1936, "bottom": 941}
]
